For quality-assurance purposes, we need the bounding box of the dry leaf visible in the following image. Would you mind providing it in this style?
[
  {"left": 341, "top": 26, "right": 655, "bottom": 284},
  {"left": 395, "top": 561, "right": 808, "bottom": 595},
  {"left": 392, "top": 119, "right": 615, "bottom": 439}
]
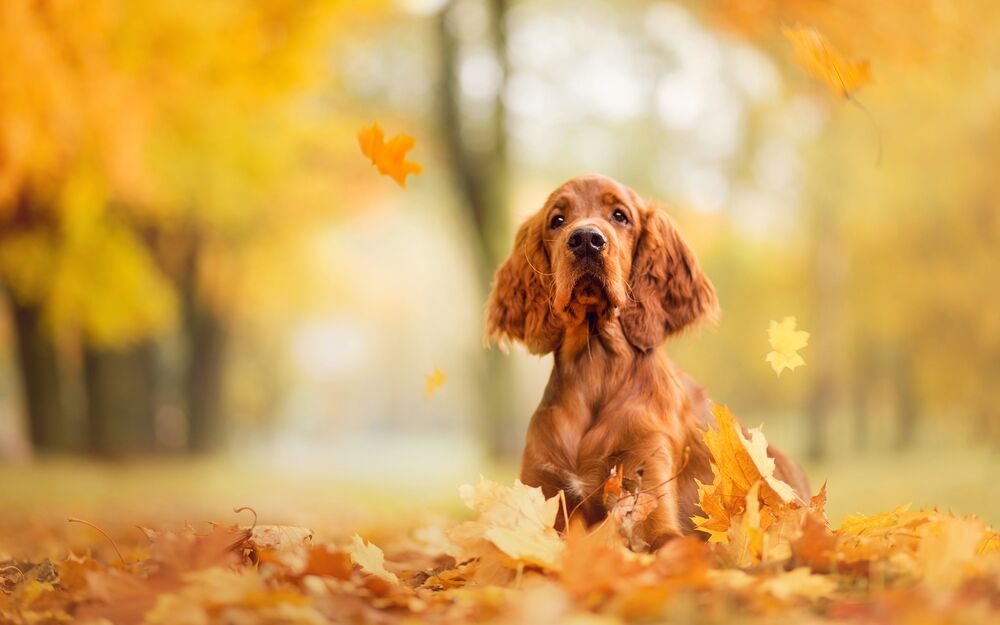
[
  {"left": 250, "top": 525, "right": 314, "bottom": 551},
  {"left": 448, "top": 478, "right": 564, "bottom": 570},
  {"left": 357, "top": 122, "right": 422, "bottom": 187},
  {"left": 349, "top": 534, "right": 400, "bottom": 585},
  {"left": 692, "top": 404, "right": 800, "bottom": 542},
  {"left": 560, "top": 520, "right": 640, "bottom": 600},
  {"left": 7, "top": 471, "right": 1000, "bottom": 625},
  {"left": 303, "top": 545, "right": 353, "bottom": 579},
  {"left": 758, "top": 567, "right": 836, "bottom": 602}
]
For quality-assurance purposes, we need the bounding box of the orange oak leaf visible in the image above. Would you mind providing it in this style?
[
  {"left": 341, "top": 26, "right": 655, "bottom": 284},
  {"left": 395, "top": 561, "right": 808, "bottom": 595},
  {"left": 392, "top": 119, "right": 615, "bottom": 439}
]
[
  {"left": 357, "top": 122, "right": 422, "bottom": 187},
  {"left": 781, "top": 24, "right": 872, "bottom": 99}
]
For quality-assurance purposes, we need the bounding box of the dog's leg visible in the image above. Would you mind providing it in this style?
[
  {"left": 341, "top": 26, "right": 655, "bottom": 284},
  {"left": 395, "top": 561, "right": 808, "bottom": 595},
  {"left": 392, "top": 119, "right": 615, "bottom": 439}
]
[{"left": 628, "top": 436, "right": 684, "bottom": 551}]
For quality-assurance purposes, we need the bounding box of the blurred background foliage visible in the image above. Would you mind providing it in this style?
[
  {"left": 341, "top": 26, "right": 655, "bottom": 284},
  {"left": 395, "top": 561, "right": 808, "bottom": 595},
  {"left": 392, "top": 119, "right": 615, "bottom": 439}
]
[{"left": 0, "top": 0, "right": 997, "bottom": 526}]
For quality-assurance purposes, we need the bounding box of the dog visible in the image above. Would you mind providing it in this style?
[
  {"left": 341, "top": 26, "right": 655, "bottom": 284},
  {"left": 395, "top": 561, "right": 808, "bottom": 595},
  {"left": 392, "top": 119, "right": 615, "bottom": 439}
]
[{"left": 486, "top": 174, "right": 810, "bottom": 550}]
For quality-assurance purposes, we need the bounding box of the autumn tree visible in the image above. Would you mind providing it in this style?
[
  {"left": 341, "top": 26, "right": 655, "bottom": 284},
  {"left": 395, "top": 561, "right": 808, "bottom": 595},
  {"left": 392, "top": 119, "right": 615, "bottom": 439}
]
[{"left": 0, "top": 0, "right": 374, "bottom": 455}]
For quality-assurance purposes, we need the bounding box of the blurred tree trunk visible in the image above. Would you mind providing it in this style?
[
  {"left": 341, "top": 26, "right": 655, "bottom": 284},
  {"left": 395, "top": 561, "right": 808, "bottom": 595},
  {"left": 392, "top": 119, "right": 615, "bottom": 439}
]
[
  {"left": 437, "top": 0, "right": 518, "bottom": 458},
  {"left": 8, "top": 298, "right": 76, "bottom": 452},
  {"left": 980, "top": 360, "right": 1000, "bottom": 448},
  {"left": 892, "top": 346, "right": 919, "bottom": 450},
  {"left": 181, "top": 253, "right": 228, "bottom": 452},
  {"left": 851, "top": 336, "right": 873, "bottom": 452},
  {"left": 805, "top": 202, "right": 841, "bottom": 462},
  {"left": 85, "top": 342, "right": 157, "bottom": 456}
]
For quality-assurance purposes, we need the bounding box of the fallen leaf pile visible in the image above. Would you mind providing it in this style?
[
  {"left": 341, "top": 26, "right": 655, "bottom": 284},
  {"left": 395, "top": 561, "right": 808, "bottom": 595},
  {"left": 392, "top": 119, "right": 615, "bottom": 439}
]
[{"left": 3, "top": 408, "right": 998, "bottom": 624}]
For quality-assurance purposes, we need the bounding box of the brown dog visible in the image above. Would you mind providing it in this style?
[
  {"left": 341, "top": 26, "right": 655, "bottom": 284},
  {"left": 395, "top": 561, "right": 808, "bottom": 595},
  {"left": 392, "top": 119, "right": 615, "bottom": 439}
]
[{"left": 486, "top": 174, "right": 809, "bottom": 550}]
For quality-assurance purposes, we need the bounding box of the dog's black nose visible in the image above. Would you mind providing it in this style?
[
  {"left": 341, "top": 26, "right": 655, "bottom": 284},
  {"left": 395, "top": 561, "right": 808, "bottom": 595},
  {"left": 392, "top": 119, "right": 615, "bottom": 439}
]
[{"left": 567, "top": 227, "right": 606, "bottom": 257}]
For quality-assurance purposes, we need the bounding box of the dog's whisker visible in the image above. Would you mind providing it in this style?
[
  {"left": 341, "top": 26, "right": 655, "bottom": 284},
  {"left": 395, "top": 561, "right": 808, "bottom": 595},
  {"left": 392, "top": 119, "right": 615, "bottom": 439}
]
[
  {"left": 623, "top": 276, "right": 639, "bottom": 304},
  {"left": 522, "top": 239, "right": 556, "bottom": 277}
]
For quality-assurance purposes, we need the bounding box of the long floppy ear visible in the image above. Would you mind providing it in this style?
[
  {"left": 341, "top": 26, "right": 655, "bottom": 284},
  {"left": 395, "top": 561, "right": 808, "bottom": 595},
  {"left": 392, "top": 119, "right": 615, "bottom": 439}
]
[
  {"left": 621, "top": 206, "right": 718, "bottom": 352},
  {"left": 485, "top": 214, "right": 562, "bottom": 354}
]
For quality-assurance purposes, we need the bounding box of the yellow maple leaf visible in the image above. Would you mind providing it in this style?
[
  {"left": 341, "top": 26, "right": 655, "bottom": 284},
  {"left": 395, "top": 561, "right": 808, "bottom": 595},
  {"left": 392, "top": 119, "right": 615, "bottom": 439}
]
[
  {"left": 447, "top": 477, "right": 564, "bottom": 570},
  {"left": 349, "top": 534, "right": 399, "bottom": 585},
  {"left": 425, "top": 367, "right": 446, "bottom": 399},
  {"left": 782, "top": 24, "right": 872, "bottom": 99},
  {"left": 765, "top": 316, "right": 809, "bottom": 376},
  {"left": 720, "top": 479, "right": 817, "bottom": 566},
  {"left": 692, "top": 404, "right": 799, "bottom": 542},
  {"left": 357, "top": 122, "right": 422, "bottom": 188}
]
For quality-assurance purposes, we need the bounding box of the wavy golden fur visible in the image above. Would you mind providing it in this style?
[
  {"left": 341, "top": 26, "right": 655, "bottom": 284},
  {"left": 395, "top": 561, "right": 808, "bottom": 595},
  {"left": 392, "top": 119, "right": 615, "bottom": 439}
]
[{"left": 486, "top": 174, "right": 809, "bottom": 550}]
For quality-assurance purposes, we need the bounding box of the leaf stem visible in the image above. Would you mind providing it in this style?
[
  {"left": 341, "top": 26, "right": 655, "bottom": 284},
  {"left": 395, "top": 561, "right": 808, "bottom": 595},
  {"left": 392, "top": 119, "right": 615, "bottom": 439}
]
[{"left": 68, "top": 517, "right": 126, "bottom": 567}]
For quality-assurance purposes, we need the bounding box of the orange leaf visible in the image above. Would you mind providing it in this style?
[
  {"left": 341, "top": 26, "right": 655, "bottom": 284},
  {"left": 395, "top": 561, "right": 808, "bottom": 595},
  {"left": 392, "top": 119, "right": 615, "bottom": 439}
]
[
  {"left": 358, "top": 122, "right": 422, "bottom": 188},
  {"left": 692, "top": 405, "right": 801, "bottom": 542},
  {"left": 781, "top": 24, "right": 872, "bottom": 98},
  {"left": 602, "top": 464, "right": 624, "bottom": 506},
  {"left": 560, "top": 519, "right": 641, "bottom": 601}
]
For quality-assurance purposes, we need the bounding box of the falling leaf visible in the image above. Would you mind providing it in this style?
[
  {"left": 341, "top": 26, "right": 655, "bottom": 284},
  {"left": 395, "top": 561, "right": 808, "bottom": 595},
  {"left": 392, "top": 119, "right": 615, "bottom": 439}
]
[
  {"left": 425, "top": 367, "right": 446, "bottom": 398},
  {"left": 765, "top": 316, "right": 810, "bottom": 376},
  {"left": 781, "top": 24, "right": 872, "bottom": 98},
  {"left": 349, "top": 534, "right": 400, "bottom": 585},
  {"left": 357, "top": 122, "right": 422, "bottom": 187}
]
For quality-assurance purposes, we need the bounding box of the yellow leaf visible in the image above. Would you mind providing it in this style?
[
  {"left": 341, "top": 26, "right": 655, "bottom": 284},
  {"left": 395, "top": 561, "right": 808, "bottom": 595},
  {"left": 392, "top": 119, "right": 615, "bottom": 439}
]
[
  {"left": 425, "top": 367, "right": 446, "bottom": 399},
  {"left": 758, "top": 567, "right": 836, "bottom": 602},
  {"left": 447, "top": 477, "right": 564, "bottom": 570},
  {"left": 21, "top": 580, "right": 56, "bottom": 607},
  {"left": 980, "top": 531, "right": 1000, "bottom": 555},
  {"left": 249, "top": 525, "right": 314, "bottom": 551},
  {"left": 917, "top": 516, "right": 987, "bottom": 589},
  {"left": 837, "top": 504, "right": 926, "bottom": 538},
  {"left": 781, "top": 24, "right": 872, "bottom": 99},
  {"left": 357, "top": 122, "right": 422, "bottom": 188},
  {"left": 693, "top": 405, "right": 799, "bottom": 542},
  {"left": 765, "top": 316, "right": 809, "bottom": 376},
  {"left": 719, "top": 481, "right": 763, "bottom": 568},
  {"left": 349, "top": 534, "right": 399, "bottom": 585}
]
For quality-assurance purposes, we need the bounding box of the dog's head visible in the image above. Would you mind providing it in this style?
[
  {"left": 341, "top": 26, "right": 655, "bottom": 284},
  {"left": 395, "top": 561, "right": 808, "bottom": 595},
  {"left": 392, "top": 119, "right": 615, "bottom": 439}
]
[{"left": 486, "top": 174, "right": 718, "bottom": 353}]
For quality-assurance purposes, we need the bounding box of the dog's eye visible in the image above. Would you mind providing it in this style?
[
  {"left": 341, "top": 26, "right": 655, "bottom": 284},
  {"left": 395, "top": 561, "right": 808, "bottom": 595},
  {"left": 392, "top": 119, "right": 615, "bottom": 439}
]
[
  {"left": 612, "top": 209, "right": 629, "bottom": 225},
  {"left": 549, "top": 215, "right": 565, "bottom": 229}
]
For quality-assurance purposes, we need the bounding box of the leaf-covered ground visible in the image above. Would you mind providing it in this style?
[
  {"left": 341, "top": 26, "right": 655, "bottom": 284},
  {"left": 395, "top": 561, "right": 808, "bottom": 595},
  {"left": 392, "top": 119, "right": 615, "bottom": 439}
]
[{"left": 3, "top": 412, "right": 998, "bottom": 625}]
